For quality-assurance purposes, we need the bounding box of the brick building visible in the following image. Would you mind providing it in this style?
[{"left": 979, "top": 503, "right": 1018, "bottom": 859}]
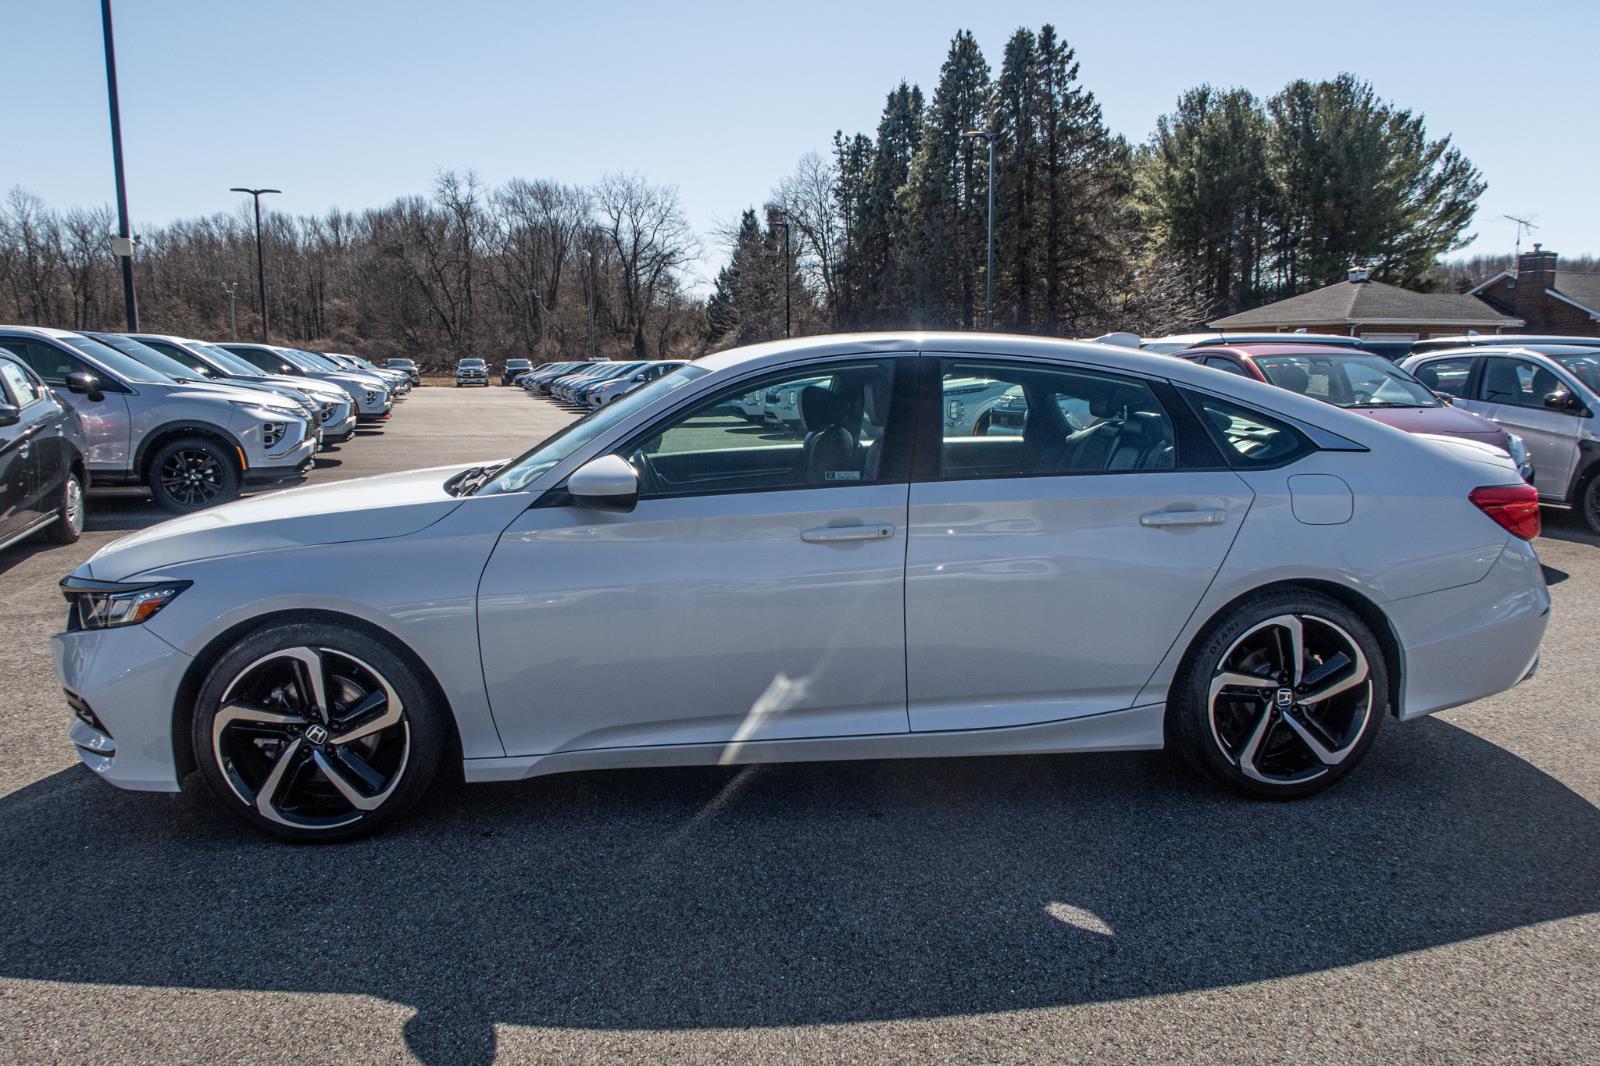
[
  {"left": 1207, "top": 266, "right": 1521, "bottom": 343},
  {"left": 1467, "top": 246, "right": 1600, "bottom": 338}
]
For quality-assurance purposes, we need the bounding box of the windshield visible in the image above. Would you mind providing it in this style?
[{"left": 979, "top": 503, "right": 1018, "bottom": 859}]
[
  {"left": 196, "top": 342, "right": 270, "bottom": 377},
  {"left": 91, "top": 334, "right": 212, "bottom": 380},
  {"left": 291, "top": 349, "right": 345, "bottom": 372},
  {"left": 475, "top": 365, "right": 708, "bottom": 495},
  {"left": 58, "top": 334, "right": 177, "bottom": 384},
  {"left": 1547, "top": 350, "right": 1600, "bottom": 393},
  {"left": 1255, "top": 353, "right": 1438, "bottom": 408},
  {"left": 461, "top": 359, "right": 486, "bottom": 368}
]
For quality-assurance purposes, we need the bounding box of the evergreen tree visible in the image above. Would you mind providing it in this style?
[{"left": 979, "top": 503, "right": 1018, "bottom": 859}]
[
  {"left": 854, "top": 81, "right": 924, "bottom": 327},
  {"left": 991, "top": 28, "right": 1039, "bottom": 330},
  {"left": 1266, "top": 75, "right": 1483, "bottom": 290},
  {"left": 1138, "top": 85, "right": 1274, "bottom": 318},
  {"left": 831, "top": 130, "right": 873, "bottom": 325},
  {"left": 1031, "top": 25, "right": 1127, "bottom": 334},
  {"left": 903, "top": 30, "right": 991, "bottom": 328}
]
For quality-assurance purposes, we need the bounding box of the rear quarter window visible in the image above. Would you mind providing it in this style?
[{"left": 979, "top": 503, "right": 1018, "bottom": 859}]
[{"left": 1182, "top": 391, "right": 1315, "bottom": 469}]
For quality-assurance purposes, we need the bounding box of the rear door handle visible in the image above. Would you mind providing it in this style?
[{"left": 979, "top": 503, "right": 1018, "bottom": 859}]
[
  {"left": 1140, "top": 509, "right": 1226, "bottom": 528},
  {"left": 800, "top": 523, "right": 895, "bottom": 543}
]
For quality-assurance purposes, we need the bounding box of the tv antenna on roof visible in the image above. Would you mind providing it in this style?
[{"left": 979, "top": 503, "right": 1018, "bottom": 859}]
[{"left": 1504, "top": 214, "right": 1539, "bottom": 259}]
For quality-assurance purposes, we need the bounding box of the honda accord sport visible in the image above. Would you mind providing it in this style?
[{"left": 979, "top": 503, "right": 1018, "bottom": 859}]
[{"left": 53, "top": 334, "right": 1550, "bottom": 840}]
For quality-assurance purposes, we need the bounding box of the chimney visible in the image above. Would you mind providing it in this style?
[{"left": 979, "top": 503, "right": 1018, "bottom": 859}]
[
  {"left": 1513, "top": 244, "right": 1558, "bottom": 320},
  {"left": 1347, "top": 264, "right": 1369, "bottom": 283}
]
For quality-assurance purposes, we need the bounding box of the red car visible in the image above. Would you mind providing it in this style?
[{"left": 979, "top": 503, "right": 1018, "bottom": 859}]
[{"left": 1179, "top": 344, "right": 1535, "bottom": 481}]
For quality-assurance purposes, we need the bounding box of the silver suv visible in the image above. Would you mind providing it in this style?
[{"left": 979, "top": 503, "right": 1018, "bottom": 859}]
[
  {"left": 123, "top": 334, "right": 356, "bottom": 445},
  {"left": 1401, "top": 343, "right": 1600, "bottom": 531},
  {"left": 0, "top": 326, "right": 316, "bottom": 512},
  {"left": 222, "top": 343, "right": 393, "bottom": 422}
]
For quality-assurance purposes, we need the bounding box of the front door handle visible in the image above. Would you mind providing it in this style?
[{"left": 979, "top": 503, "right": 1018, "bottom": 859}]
[
  {"left": 800, "top": 523, "right": 895, "bottom": 543},
  {"left": 1140, "top": 509, "right": 1226, "bottom": 528}
]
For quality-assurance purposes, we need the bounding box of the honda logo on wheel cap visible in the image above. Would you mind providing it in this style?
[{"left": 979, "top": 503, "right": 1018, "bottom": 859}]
[{"left": 1275, "top": 688, "right": 1295, "bottom": 709}]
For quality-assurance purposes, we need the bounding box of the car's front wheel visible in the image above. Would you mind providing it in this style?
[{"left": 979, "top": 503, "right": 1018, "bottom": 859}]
[
  {"left": 193, "top": 621, "right": 445, "bottom": 841},
  {"left": 1168, "top": 590, "right": 1386, "bottom": 798},
  {"left": 1580, "top": 472, "right": 1600, "bottom": 535},
  {"left": 147, "top": 436, "right": 240, "bottom": 512}
]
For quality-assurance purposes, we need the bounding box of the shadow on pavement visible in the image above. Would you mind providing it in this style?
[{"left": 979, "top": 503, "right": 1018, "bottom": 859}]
[{"left": 0, "top": 717, "right": 1594, "bottom": 1064}]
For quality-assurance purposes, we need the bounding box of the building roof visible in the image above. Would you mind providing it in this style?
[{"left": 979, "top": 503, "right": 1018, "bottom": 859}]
[
  {"left": 1465, "top": 270, "right": 1600, "bottom": 318},
  {"left": 1208, "top": 278, "right": 1522, "bottom": 330}
]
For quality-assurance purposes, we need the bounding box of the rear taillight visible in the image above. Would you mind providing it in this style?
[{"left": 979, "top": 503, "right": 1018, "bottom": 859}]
[{"left": 1469, "top": 484, "right": 1542, "bottom": 540}]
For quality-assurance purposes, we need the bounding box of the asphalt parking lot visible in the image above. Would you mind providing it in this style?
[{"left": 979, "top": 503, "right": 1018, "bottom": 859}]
[{"left": 0, "top": 385, "right": 1595, "bottom": 1064}]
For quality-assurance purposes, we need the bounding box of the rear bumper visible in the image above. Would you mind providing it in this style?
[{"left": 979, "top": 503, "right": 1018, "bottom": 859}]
[
  {"left": 52, "top": 625, "right": 190, "bottom": 792},
  {"left": 1387, "top": 537, "right": 1551, "bottom": 721}
]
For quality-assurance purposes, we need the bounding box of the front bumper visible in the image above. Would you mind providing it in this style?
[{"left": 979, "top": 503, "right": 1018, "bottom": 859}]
[
  {"left": 53, "top": 625, "right": 192, "bottom": 792},
  {"left": 1386, "top": 536, "right": 1551, "bottom": 721},
  {"left": 247, "top": 434, "right": 318, "bottom": 482}
]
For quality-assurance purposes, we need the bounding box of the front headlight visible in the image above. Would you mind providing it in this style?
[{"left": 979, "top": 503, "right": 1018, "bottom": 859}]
[
  {"left": 1506, "top": 432, "right": 1529, "bottom": 466},
  {"left": 61, "top": 577, "right": 190, "bottom": 631}
]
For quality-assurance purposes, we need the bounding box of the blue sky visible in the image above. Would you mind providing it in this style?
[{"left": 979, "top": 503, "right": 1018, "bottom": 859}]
[{"left": 6, "top": 0, "right": 1595, "bottom": 286}]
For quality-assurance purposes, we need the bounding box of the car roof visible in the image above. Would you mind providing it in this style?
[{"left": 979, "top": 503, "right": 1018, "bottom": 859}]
[
  {"left": 1143, "top": 332, "right": 1366, "bottom": 350},
  {"left": 0, "top": 324, "right": 81, "bottom": 340},
  {"left": 1194, "top": 343, "right": 1384, "bottom": 360},
  {"left": 1407, "top": 344, "right": 1600, "bottom": 360},
  {"left": 1414, "top": 334, "right": 1599, "bottom": 349}
]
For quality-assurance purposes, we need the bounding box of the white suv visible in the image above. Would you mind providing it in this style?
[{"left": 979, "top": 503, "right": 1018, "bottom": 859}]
[
  {"left": 1402, "top": 343, "right": 1600, "bottom": 531},
  {"left": 0, "top": 326, "right": 316, "bottom": 512}
]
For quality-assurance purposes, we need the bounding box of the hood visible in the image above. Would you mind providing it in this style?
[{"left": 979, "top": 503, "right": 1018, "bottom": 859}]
[
  {"left": 254, "top": 374, "right": 347, "bottom": 402},
  {"left": 323, "top": 370, "right": 387, "bottom": 391},
  {"left": 1351, "top": 404, "right": 1506, "bottom": 443},
  {"left": 85, "top": 463, "right": 475, "bottom": 580},
  {"left": 151, "top": 380, "right": 302, "bottom": 414}
]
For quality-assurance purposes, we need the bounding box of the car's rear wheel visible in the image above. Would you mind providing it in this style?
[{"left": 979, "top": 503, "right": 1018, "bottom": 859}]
[
  {"left": 45, "top": 469, "right": 85, "bottom": 544},
  {"left": 1168, "top": 590, "right": 1386, "bottom": 798},
  {"left": 148, "top": 436, "right": 240, "bottom": 512},
  {"left": 193, "top": 622, "right": 445, "bottom": 842}
]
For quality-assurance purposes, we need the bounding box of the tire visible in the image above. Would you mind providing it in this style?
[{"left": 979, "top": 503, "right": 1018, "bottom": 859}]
[
  {"left": 147, "top": 436, "right": 240, "bottom": 513},
  {"left": 45, "top": 469, "right": 85, "bottom": 544},
  {"left": 192, "top": 620, "right": 446, "bottom": 842},
  {"left": 1581, "top": 472, "right": 1600, "bottom": 536},
  {"left": 1167, "top": 589, "right": 1387, "bottom": 799}
]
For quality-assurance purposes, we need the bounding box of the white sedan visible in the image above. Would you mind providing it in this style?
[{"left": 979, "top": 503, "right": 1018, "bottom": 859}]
[{"left": 54, "top": 333, "right": 1549, "bottom": 840}]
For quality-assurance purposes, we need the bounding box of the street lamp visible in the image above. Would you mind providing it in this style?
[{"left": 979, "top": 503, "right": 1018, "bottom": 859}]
[
  {"left": 767, "top": 209, "right": 791, "bottom": 339},
  {"left": 230, "top": 187, "right": 281, "bottom": 342},
  {"left": 100, "top": 0, "right": 138, "bottom": 331},
  {"left": 221, "top": 281, "right": 240, "bottom": 339},
  {"left": 963, "top": 129, "right": 996, "bottom": 330},
  {"left": 582, "top": 248, "right": 596, "bottom": 357}
]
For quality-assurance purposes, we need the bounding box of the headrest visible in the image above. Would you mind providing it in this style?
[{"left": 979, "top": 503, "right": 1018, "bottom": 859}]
[
  {"left": 1272, "top": 364, "right": 1310, "bottom": 392},
  {"left": 862, "top": 374, "right": 890, "bottom": 425},
  {"left": 800, "top": 385, "right": 848, "bottom": 431},
  {"left": 1089, "top": 386, "right": 1137, "bottom": 420}
]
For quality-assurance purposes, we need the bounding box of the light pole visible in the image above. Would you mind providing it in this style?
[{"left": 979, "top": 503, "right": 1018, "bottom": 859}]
[
  {"left": 582, "top": 248, "right": 596, "bottom": 357},
  {"left": 230, "top": 186, "right": 280, "bottom": 342},
  {"left": 221, "top": 281, "right": 239, "bottom": 339},
  {"left": 100, "top": 0, "right": 138, "bottom": 330},
  {"left": 963, "top": 129, "right": 996, "bottom": 329},
  {"left": 767, "top": 209, "right": 791, "bottom": 338}
]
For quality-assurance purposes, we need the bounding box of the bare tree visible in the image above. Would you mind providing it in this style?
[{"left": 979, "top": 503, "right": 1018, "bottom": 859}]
[
  {"left": 771, "top": 152, "right": 844, "bottom": 313},
  {"left": 594, "top": 173, "right": 696, "bottom": 357}
]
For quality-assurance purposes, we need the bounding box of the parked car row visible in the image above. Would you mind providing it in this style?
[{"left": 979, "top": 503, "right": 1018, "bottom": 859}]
[
  {"left": 515, "top": 359, "right": 690, "bottom": 409},
  {"left": 0, "top": 324, "right": 412, "bottom": 551},
  {"left": 1092, "top": 330, "right": 1600, "bottom": 533}
]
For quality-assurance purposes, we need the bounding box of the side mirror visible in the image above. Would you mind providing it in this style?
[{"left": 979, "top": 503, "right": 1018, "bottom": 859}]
[
  {"left": 65, "top": 371, "right": 103, "bottom": 402},
  {"left": 567, "top": 454, "right": 639, "bottom": 513},
  {"left": 0, "top": 403, "right": 19, "bottom": 427},
  {"left": 1544, "top": 389, "right": 1581, "bottom": 413}
]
